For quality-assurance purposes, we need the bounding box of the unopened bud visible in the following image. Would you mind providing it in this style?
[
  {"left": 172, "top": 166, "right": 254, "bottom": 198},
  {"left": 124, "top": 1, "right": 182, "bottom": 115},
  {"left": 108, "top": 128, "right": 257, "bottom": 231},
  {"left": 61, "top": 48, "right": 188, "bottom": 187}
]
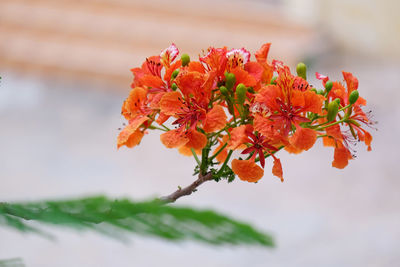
[
  {"left": 181, "top": 54, "right": 190, "bottom": 66},
  {"left": 236, "top": 83, "right": 247, "bottom": 104},
  {"left": 271, "top": 76, "right": 278, "bottom": 85},
  {"left": 325, "top": 80, "right": 333, "bottom": 92},
  {"left": 349, "top": 90, "right": 359, "bottom": 105},
  {"left": 296, "top": 62, "right": 307, "bottom": 80},
  {"left": 219, "top": 86, "right": 228, "bottom": 96},
  {"left": 171, "top": 83, "right": 178, "bottom": 91},
  {"left": 334, "top": 98, "right": 341, "bottom": 105},
  {"left": 225, "top": 72, "right": 236, "bottom": 90},
  {"left": 327, "top": 101, "right": 339, "bottom": 122},
  {"left": 171, "top": 69, "right": 179, "bottom": 79},
  {"left": 317, "top": 89, "right": 324, "bottom": 95}
]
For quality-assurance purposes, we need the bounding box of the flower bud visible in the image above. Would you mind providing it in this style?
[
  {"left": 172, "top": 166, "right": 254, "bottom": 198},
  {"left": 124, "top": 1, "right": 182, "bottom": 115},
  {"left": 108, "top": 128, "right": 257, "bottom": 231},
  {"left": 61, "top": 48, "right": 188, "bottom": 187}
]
[
  {"left": 317, "top": 89, "right": 324, "bottom": 95},
  {"left": 236, "top": 83, "right": 247, "bottom": 104},
  {"left": 171, "top": 69, "right": 180, "bottom": 79},
  {"left": 171, "top": 83, "right": 178, "bottom": 91},
  {"left": 296, "top": 62, "right": 307, "bottom": 80},
  {"left": 271, "top": 76, "right": 278, "bottom": 85},
  {"left": 327, "top": 101, "right": 339, "bottom": 122},
  {"left": 349, "top": 90, "right": 359, "bottom": 104},
  {"left": 225, "top": 72, "right": 236, "bottom": 90},
  {"left": 325, "top": 80, "right": 333, "bottom": 92},
  {"left": 181, "top": 54, "right": 190, "bottom": 66},
  {"left": 219, "top": 86, "right": 229, "bottom": 96},
  {"left": 334, "top": 98, "right": 341, "bottom": 105}
]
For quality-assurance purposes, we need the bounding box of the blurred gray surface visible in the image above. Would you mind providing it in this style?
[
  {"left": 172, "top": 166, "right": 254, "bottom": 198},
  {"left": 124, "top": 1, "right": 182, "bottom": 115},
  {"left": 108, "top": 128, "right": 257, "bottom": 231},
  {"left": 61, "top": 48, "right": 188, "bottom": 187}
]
[{"left": 0, "top": 60, "right": 399, "bottom": 266}]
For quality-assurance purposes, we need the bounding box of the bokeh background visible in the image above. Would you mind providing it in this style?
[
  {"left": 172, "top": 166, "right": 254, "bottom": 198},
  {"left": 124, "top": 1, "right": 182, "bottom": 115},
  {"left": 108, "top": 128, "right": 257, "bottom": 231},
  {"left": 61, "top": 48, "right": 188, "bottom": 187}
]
[{"left": 1, "top": 0, "right": 399, "bottom": 266}]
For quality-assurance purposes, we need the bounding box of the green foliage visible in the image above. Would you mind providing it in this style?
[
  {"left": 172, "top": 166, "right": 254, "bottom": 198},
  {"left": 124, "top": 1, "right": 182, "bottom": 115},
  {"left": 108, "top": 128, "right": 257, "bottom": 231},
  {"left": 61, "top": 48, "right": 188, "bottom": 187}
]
[
  {"left": 0, "top": 196, "right": 274, "bottom": 247},
  {"left": 0, "top": 258, "right": 24, "bottom": 267}
]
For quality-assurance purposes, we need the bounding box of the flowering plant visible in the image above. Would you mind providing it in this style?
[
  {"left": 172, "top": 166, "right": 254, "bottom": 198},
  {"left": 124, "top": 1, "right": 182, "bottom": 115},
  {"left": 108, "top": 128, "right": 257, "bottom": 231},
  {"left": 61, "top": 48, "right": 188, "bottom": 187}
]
[{"left": 117, "top": 43, "right": 374, "bottom": 202}]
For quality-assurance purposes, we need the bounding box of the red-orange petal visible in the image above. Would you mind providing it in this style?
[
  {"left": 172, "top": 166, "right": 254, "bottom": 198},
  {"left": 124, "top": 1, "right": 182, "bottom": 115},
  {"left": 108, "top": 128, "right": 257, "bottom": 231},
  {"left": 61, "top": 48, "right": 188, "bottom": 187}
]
[
  {"left": 272, "top": 158, "right": 283, "bottom": 182},
  {"left": 188, "top": 61, "right": 206, "bottom": 73},
  {"left": 185, "top": 130, "right": 208, "bottom": 150},
  {"left": 160, "top": 129, "right": 189, "bottom": 148},
  {"left": 159, "top": 91, "right": 184, "bottom": 116},
  {"left": 231, "top": 159, "right": 264, "bottom": 183},
  {"left": 290, "top": 127, "right": 317, "bottom": 151},
  {"left": 202, "top": 105, "right": 227, "bottom": 133},
  {"left": 139, "top": 74, "right": 164, "bottom": 88},
  {"left": 121, "top": 87, "right": 147, "bottom": 119},
  {"left": 227, "top": 125, "right": 248, "bottom": 150},
  {"left": 230, "top": 67, "right": 257, "bottom": 87},
  {"left": 332, "top": 144, "right": 352, "bottom": 169},
  {"left": 255, "top": 43, "right": 271, "bottom": 63},
  {"left": 117, "top": 116, "right": 148, "bottom": 149}
]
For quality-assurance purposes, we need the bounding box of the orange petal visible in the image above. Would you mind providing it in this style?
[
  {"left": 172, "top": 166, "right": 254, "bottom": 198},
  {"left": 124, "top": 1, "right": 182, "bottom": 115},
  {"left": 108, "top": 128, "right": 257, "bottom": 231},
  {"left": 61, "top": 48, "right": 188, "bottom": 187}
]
[
  {"left": 255, "top": 43, "right": 271, "bottom": 63},
  {"left": 160, "top": 129, "right": 189, "bottom": 148},
  {"left": 164, "top": 60, "right": 182, "bottom": 81},
  {"left": 139, "top": 74, "right": 164, "bottom": 88},
  {"left": 284, "top": 143, "right": 303, "bottom": 154},
  {"left": 290, "top": 127, "right": 317, "bottom": 151},
  {"left": 332, "top": 144, "right": 352, "bottom": 169},
  {"left": 253, "top": 114, "right": 275, "bottom": 138},
  {"left": 342, "top": 71, "right": 359, "bottom": 93},
  {"left": 121, "top": 87, "right": 147, "bottom": 119},
  {"left": 230, "top": 67, "right": 257, "bottom": 87},
  {"left": 364, "top": 131, "right": 372, "bottom": 151},
  {"left": 272, "top": 158, "right": 283, "bottom": 182},
  {"left": 188, "top": 61, "right": 206, "bottom": 73},
  {"left": 202, "top": 105, "right": 227, "bottom": 133},
  {"left": 156, "top": 112, "right": 170, "bottom": 125},
  {"left": 291, "top": 90, "right": 305, "bottom": 107},
  {"left": 178, "top": 145, "right": 202, "bottom": 156},
  {"left": 159, "top": 91, "right": 184, "bottom": 116},
  {"left": 244, "top": 62, "right": 263, "bottom": 82},
  {"left": 175, "top": 71, "right": 206, "bottom": 97},
  {"left": 185, "top": 130, "right": 208, "bottom": 150},
  {"left": 227, "top": 125, "right": 248, "bottom": 150},
  {"left": 231, "top": 159, "right": 264, "bottom": 183},
  {"left": 117, "top": 116, "right": 148, "bottom": 149},
  {"left": 303, "top": 90, "right": 325, "bottom": 114},
  {"left": 255, "top": 85, "right": 282, "bottom": 111}
]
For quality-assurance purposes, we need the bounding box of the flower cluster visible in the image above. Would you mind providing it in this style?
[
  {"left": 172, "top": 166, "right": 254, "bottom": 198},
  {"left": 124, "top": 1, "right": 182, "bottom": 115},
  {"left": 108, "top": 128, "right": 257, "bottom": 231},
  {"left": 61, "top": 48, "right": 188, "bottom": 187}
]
[{"left": 118, "top": 43, "right": 374, "bottom": 183}]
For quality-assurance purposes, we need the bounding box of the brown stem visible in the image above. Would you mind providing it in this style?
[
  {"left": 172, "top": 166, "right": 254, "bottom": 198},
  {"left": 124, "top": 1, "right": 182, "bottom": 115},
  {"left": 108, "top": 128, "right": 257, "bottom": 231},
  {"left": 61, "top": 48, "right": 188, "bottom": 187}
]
[{"left": 159, "top": 172, "right": 213, "bottom": 204}]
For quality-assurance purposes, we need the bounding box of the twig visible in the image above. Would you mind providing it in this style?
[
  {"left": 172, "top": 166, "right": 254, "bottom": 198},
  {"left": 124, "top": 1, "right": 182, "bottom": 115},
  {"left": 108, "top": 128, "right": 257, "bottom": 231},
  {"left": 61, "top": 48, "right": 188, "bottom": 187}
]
[{"left": 159, "top": 172, "right": 213, "bottom": 204}]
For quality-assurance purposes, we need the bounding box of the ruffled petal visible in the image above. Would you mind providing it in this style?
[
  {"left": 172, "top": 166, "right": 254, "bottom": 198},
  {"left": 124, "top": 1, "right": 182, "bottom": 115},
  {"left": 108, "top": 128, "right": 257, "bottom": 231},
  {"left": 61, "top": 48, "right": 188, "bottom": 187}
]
[
  {"left": 231, "top": 159, "right": 264, "bottom": 182},
  {"left": 202, "top": 105, "right": 227, "bottom": 133},
  {"left": 160, "top": 129, "right": 189, "bottom": 148},
  {"left": 117, "top": 116, "right": 149, "bottom": 149},
  {"left": 290, "top": 127, "right": 317, "bottom": 151},
  {"left": 332, "top": 143, "right": 352, "bottom": 169},
  {"left": 159, "top": 91, "right": 184, "bottom": 116},
  {"left": 272, "top": 158, "right": 283, "bottom": 182}
]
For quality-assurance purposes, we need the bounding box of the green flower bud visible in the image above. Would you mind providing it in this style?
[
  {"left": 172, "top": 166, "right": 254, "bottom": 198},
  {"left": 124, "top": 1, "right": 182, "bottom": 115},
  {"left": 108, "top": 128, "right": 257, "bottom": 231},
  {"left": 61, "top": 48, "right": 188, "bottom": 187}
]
[
  {"left": 171, "top": 69, "right": 179, "bottom": 79},
  {"left": 181, "top": 54, "right": 190, "bottom": 67},
  {"left": 317, "top": 89, "right": 324, "bottom": 95},
  {"left": 171, "top": 83, "right": 178, "bottom": 91},
  {"left": 349, "top": 90, "right": 359, "bottom": 105},
  {"left": 334, "top": 98, "right": 341, "bottom": 105},
  {"left": 325, "top": 80, "right": 333, "bottom": 92},
  {"left": 219, "top": 86, "right": 229, "bottom": 96},
  {"left": 310, "top": 88, "right": 317, "bottom": 93},
  {"left": 271, "top": 76, "right": 278, "bottom": 85},
  {"left": 327, "top": 101, "right": 339, "bottom": 122},
  {"left": 236, "top": 83, "right": 247, "bottom": 104},
  {"left": 225, "top": 73, "right": 236, "bottom": 90},
  {"left": 296, "top": 62, "right": 307, "bottom": 80}
]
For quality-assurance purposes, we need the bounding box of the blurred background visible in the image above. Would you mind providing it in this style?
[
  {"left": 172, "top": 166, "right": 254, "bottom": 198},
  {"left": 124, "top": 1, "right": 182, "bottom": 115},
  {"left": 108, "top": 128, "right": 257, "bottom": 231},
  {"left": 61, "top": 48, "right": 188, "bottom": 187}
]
[{"left": 1, "top": 0, "right": 399, "bottom": 266}]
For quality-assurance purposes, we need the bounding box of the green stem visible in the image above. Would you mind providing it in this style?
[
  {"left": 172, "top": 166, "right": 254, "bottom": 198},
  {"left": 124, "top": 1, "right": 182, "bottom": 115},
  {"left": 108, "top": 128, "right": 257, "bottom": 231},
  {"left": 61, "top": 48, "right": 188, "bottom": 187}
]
[
  {"left": 216, "top": 150, "right": 233, "bottom": 176},
  {"left": 315, "top": 119, "right": 346, "bottom": 131},
  {"left": 149, "top": 125, "right": 168, "bottom": 132},
  {"left": 191, "top": 148, "right": 201, "bottom": 166},
  {"left": 160, "top": 124, "right": 171, "bottom": 131},
  {"left": 209, "top": 143, "right": 228, "bottom": 161}
]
